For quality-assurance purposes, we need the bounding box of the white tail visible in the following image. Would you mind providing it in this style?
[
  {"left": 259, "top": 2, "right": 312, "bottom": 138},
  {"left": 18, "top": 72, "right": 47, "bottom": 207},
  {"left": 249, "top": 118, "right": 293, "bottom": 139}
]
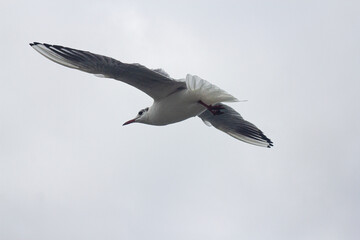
[{"left": 185, "top": 74, "right": 238, "bottom": 105}]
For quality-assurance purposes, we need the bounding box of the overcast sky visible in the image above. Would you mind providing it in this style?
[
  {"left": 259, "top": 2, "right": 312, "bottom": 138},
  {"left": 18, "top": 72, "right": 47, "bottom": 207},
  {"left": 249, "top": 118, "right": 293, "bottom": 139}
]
[{"left": 1, "top": 0, "right": 360, "bottom": 239}]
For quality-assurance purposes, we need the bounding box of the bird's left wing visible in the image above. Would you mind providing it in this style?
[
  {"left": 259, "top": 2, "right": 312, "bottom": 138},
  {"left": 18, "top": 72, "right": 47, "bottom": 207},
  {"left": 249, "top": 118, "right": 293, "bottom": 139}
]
[
  {"left": 198, "top": 103, "right": 273, "bottom": 148},
  {"left": 30, "top": 42, "right": 186, "bottom": 100}
]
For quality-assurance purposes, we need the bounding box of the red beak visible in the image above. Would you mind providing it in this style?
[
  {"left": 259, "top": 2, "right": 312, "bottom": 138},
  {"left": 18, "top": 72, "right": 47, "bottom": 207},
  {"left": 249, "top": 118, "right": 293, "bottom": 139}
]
[{"left": 123, "top": 118, "right": 137, "bottom": 126}]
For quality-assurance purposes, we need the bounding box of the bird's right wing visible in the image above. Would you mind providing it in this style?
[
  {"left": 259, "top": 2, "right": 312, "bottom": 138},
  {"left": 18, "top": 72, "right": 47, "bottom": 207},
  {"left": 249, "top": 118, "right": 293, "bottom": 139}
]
[
  {"left": 198, "top": 103, "right": 273, "bottom": 148},
  {"left": 30, "top": 42, "right": 186, "bottom": 100}
]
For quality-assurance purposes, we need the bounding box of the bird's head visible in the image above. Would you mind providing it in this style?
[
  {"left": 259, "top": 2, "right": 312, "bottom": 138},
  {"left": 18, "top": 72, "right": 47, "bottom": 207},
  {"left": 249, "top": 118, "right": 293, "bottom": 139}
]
[{"left": 123, "top": 107, "right": 149, "bottom": 126}]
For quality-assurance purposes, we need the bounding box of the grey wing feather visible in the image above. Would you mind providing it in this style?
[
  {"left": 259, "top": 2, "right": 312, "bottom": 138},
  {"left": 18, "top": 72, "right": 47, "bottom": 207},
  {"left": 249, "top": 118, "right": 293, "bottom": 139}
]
[
  {"left": 152, "top": 68, "right": 170, "bottom": 77},
  {"left": 29, "top": 42, "right": 186, "bottom": 100},
  {"left": 198, "top": 103, "right": 273, "bottom": 148}
]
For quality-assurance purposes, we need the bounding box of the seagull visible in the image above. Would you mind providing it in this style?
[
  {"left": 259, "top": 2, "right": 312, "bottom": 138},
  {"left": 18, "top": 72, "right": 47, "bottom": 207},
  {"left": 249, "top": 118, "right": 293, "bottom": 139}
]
[{"left": 30, "top": 42, "right": 273, "bottom": 148}]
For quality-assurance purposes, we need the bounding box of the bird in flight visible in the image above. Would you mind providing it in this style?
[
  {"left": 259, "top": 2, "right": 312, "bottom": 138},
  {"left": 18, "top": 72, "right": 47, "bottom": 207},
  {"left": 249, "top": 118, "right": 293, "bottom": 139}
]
[{"left": 30, "top": 42, "right": 273, "bottom": 148}]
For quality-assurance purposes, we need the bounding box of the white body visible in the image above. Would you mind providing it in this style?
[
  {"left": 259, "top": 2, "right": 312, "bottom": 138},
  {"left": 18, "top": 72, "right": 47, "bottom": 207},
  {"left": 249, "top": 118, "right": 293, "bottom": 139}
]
[
  {"left": 144, "top": 74, "right": 238, "bottom": 125},
  {"left": 146, "top": 89, "right": 206, "bottom": 125}
]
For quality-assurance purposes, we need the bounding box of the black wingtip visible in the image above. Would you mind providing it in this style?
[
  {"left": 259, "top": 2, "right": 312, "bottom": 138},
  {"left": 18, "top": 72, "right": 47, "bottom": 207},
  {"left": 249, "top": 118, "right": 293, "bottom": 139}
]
[
  {"left": 29, "top": 42, "right": 41, "bottom": 47},
  {"left": 258, "top": 130, "right": 273, "bottom": 148}
]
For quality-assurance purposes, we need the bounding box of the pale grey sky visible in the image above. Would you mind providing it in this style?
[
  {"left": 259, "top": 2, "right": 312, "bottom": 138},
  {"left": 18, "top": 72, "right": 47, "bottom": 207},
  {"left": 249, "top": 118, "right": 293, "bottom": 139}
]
[{"left": 1, "top": 0, "right": 360, "bottom": 239}]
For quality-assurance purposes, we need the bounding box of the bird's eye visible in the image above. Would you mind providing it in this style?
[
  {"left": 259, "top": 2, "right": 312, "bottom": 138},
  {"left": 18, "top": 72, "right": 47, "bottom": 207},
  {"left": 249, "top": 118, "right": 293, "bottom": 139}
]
[{"left": 138, "top": 111, "right": 143, "bottom": 115}]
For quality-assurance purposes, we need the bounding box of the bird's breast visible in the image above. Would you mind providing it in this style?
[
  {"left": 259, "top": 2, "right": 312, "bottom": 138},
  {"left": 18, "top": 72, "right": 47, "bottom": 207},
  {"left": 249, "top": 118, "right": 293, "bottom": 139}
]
[{"left": 147, "top": 90, "right": 205, "bottom": 126}]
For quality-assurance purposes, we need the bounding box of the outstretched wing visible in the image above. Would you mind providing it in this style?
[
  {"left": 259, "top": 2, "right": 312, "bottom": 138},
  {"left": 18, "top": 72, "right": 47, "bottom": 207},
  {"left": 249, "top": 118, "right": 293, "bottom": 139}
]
[
  {"left": 30, "top": 42, "right": 186, "bottom": 100},
  {"left": 198, "top": 103, "right": 273, "bottom": 148}
]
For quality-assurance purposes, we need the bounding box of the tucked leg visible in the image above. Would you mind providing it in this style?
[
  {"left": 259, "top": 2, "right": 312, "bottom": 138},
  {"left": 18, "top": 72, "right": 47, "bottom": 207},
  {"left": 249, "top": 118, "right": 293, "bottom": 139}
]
[{"left": 198, "top": 100, "right": 224, "bottom": 115}]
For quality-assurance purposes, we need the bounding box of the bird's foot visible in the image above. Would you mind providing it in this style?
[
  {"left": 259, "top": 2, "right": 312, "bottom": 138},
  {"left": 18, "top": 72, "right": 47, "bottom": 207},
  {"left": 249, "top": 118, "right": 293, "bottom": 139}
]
[
  {"left": 207, "top": 104, "right": 225, "bottom": 115},
  {"left": 198, "top": 100, "right": 225, "bottom": 115}
]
